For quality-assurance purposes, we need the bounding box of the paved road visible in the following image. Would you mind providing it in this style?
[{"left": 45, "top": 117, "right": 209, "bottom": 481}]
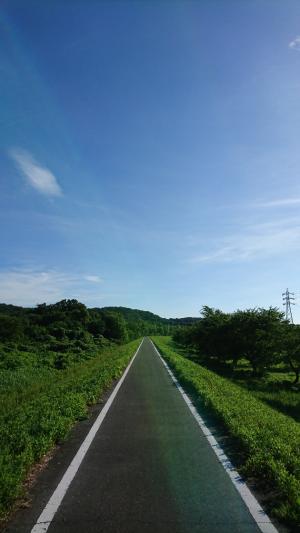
[{"left": 7, "top": 337, "right": 264, "bottom": 533}]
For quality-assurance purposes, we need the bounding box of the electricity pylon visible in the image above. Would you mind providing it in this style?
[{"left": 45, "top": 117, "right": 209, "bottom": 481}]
[{"left": 282, "top": 288, "right": 295, "bottom": 324}]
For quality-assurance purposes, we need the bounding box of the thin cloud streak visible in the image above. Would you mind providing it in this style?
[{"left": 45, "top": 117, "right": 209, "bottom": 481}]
[
  {"left": 254, "top": 197, "right": 300, "bottom": 208},
  {"left": 9, "top": 148, "right": 62, "bottom": 197},
  {"left": 189, "top": 219, "right": 300, "bottom": 264}
]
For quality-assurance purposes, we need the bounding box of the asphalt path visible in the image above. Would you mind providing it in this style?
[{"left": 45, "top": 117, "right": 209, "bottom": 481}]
[{"left": 7, "top": 337, "right": 265, "bottom": 533}]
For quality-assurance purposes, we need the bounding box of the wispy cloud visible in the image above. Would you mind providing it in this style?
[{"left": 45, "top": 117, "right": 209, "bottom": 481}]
[
  {"left": 189, "top": 219, "right": 300, "bottom": 264},
  {"left": 0, "top": 270, "right": 71, "bottom": 306},
  {"left": 9, "top": 148, "right": 62, "bottom": 197},
  {"left": 84, "top": 275, "right": 103, "bottom": 283},
  {"left": 289, "top": 36, "right": 300, "bottom": 51},
  {"left": 254, "top": 197, "right": 300, "bottom": 208},
  {"left": 0, "top": 269, "right": 104, "bottom": 306}
]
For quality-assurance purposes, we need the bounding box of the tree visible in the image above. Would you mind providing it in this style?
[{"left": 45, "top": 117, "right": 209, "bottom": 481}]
[
  {"left": 103, "top": 312, "right": 128, "bottom": 342},
  {"left": 193, "top": 306, "right": 232, "bottom": 362},
  {"left": 87, "top": 315, "right": 105, "bottom": 336},
  {"left": 232, "top": 308, "right": 285, "bottom": 375},
  {"left": 283, "top": 324, "right": 300, "bottom": 384},
  {"left": 0, "top": 315, "right": 24, "bottom": 341}
]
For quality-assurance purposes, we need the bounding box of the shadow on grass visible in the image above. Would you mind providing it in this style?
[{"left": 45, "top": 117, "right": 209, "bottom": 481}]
[
  {"left": 172, "top": 342, "right": 300, "bottom": 425},
  {"left": 259, "top": 397, "right": 300, "bottom": 423}
]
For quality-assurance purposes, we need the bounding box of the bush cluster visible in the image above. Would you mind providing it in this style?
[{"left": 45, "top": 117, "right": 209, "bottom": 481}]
[{"left": 174, "top": 306, "right": 300, "bottom": 382}]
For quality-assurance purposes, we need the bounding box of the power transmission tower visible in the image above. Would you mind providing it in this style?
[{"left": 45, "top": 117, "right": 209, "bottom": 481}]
[{"left": 282, "top": 288, "right": 295, "bottom": 323}]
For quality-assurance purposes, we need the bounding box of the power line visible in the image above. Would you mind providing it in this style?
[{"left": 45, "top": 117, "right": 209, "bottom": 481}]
[{"left": 282, "top": 288, "right": 295, "bottom": 323}]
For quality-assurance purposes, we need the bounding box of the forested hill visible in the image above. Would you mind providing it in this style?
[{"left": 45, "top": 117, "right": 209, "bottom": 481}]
[
  {"left": 93, "top": 305, "right": 199, "bottom": 337},
  {"left": 0, "top": 300, "right": 199, "bottom": 371},
  {"left": 99, "top": 306, "right": 199, "bottom": 326},
  {"left": 0, "top": 302, "right": 198, "bottom": 325},
  {"left": 98, "top": 306, "right": 168, "bottom": 324}
]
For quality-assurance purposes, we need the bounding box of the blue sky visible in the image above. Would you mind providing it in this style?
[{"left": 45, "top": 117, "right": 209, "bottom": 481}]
[{"left": 1, "top": 0, "right": 300, "bottom": 320}]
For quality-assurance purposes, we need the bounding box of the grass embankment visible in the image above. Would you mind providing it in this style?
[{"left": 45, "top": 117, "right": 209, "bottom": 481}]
[
  {"left": 228, "top": 365, "right": 300, "bottom": 424},
  {"left": 151, "top": 336, "right": 300, "bottom": 527},
  {"left": 185, "top": 351, "right": 300, "bottom": 425},
  {"left": 0, "top": 338, "right": 141, "bottom": 520}
]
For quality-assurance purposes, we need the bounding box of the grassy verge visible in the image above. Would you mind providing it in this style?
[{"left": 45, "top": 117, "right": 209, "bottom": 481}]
[
  {"left": 151, "top": 336, "right": 300, "bottom": 527},
  {"left": 187, "top": 352, "right": 300, "bottom": 425},
  {"left": 228, "top": 365, "right": 300, "bottom": 424},
  {"left": 0, "top": 338, "right": 141, "bottom": 520}
]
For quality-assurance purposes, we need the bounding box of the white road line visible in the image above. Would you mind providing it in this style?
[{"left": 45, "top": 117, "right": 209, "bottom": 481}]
[
  {"left": 31, "top": 339, "right": 144, "bottom": 533},
  {"left": 150, "top": 340, "right": 278, "bottom": 533}
]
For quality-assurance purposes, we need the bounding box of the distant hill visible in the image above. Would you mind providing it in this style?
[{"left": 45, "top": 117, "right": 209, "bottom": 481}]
[
  {"left": 0, "top": 302, "right": 199, "bottom": 325},
  {"left": 98, "top": 306, "right": 199, "bottom": 326},
  {"left": 0, "top": 303, "right": 26, "bottom": 315},
  {"left": 168, "top": 317, "right": 200, "bottom": 325},
  {"left": 0, "top": 303, "right": 200, "bottom": 326},
  {"left": 99, "top": 306, "right": 168, "bottom": 323}
]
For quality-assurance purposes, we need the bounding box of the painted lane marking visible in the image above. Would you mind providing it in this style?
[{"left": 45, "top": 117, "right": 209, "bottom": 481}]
[
  {"left": 31, "top": 339, "right": 144, "bottom": 533},
  {"left": 150, "top": 340, "right": 278, "bottom": 533}
]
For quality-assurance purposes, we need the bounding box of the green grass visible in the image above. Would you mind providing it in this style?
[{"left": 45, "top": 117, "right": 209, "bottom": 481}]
[
  {"left": 151, "top": 336, "right": 300, "bottom": 527},
  {"left": 188, "top": 352, "right": 300, "bottom": 425},
  {"left": 0, "top": 338, "right": 141, "bottom": 520},
  {"left": 233, "top": 369, "right": 300, "bottom": 424}
]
